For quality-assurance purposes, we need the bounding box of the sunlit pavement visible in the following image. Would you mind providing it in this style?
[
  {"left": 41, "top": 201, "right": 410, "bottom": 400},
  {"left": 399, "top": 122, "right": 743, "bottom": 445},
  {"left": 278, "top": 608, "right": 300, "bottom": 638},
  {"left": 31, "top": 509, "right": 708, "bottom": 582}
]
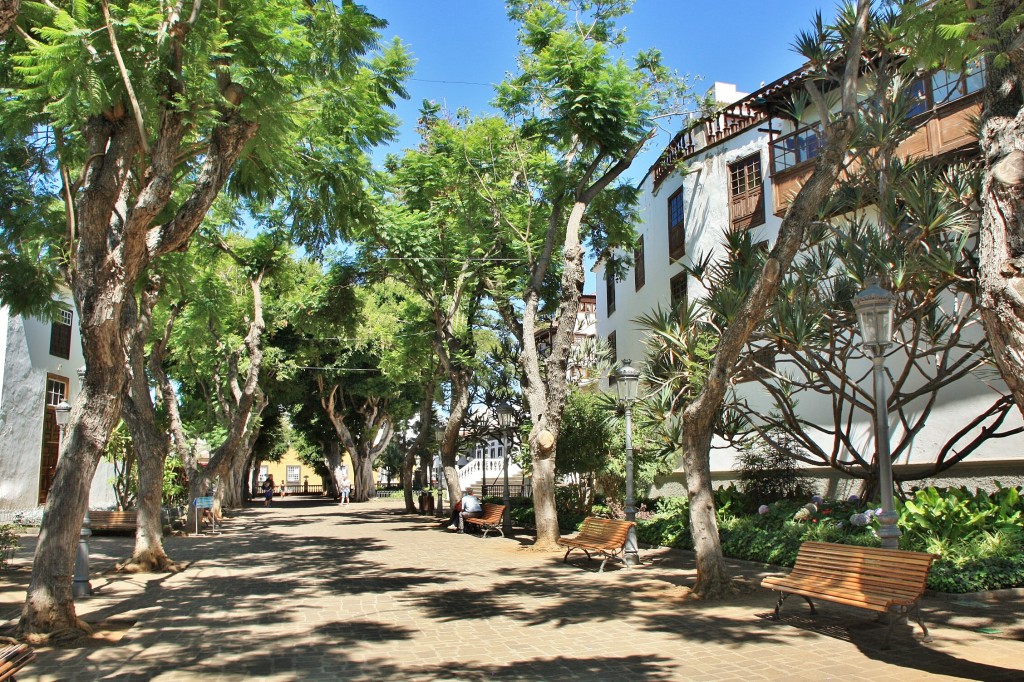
[{"left": 2, "top": 496, "right": 1023, "bottom": 681}]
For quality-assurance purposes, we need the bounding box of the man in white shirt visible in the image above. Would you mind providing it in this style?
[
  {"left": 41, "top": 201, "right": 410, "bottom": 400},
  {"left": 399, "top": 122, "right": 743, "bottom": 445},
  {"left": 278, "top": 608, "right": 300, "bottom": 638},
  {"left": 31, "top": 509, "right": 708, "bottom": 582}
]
[{"left": 449, "top": 488, "right": 483, "bottom": 532}]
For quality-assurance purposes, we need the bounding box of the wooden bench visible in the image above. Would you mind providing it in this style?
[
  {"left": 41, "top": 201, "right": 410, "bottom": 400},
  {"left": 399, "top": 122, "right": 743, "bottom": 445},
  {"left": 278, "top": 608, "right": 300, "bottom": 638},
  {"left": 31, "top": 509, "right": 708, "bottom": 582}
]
[
  {"left": 557, "top": 517, "right": 637, "bottom": 572},
  {"left": 463, "top": 503, "right": 506, "bottom": 538},
  {"left": 88, "top": 510, "right": 137, "bottom": 534},
  {"left": 761, "top": 541, "right": 937, "bottom": 646},
  {"left": 0, "top": 643, "right": 35, "bottom": 681}
]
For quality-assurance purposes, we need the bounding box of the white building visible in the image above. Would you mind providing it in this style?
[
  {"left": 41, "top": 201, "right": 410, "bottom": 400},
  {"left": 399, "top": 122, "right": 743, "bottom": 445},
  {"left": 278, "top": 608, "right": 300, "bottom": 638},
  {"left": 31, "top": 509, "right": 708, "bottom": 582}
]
[
  {"left": 597, "top": 74, "right": 1024, "bottom": 496},
  {"left": 0, "top": 298, "right": 116, "bottom": 514}
]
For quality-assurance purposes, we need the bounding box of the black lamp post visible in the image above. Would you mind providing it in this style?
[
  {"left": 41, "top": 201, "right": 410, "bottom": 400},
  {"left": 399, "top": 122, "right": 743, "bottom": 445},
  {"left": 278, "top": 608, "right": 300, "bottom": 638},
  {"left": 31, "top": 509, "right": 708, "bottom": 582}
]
[
  {"left": 853, "top": 277, "right": 901, "bottom": 550},
  {"left": 614, "top": 361, "right": 641, "bottom": 567},
  {"left": 433, "top": 425, "right": 446, "bottom": 517},
  {"left": 55, "top": 400, "right": 93, "bottom": 597},
  {"left": 496, "top": 401, "right": 514, "bottom": 537}
]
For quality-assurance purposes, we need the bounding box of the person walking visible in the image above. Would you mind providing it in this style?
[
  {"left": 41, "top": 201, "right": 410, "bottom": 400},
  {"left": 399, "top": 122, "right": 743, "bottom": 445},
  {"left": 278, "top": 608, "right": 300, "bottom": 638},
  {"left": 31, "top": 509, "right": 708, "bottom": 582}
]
[
  {"left": 334, "top": 463, "right": 351, "bottom": 505},
  {"left": 262, "top": 475, "right": 275, "bottom": 507}
]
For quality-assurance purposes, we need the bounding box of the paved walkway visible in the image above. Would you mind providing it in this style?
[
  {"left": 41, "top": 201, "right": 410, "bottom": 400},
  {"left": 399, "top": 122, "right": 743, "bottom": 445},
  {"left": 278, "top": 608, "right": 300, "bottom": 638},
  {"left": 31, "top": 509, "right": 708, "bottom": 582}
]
[{"left": 2, "top": 496, "right": 1023, "bottom": 681}]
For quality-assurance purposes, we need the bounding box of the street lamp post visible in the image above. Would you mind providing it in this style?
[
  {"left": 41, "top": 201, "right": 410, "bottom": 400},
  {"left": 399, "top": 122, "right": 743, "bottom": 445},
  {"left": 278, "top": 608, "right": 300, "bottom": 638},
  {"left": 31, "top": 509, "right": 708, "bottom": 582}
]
[
  {"left": 853, "top": 278, "right": 901, "bottom": 550},
  {"left": 54, "top": 400, "right": 93, "bottom": 598},
  {"left": 433, "top": 425, "right": 446, "bottom": 518},
  {"left": 496, "top": 401, "right": 514, "bottom": 537},
  {"left": 614, "top": 361, "right": 641, "bottom": 567}
]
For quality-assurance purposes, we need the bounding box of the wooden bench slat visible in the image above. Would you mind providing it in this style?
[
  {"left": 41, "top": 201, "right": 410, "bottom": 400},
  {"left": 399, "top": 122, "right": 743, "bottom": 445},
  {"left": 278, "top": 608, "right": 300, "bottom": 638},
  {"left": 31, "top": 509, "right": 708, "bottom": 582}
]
[
  {"left": 89, "top": 510, "right": 138, "bottom": 534},
  {"left": 463, "top": 503, "right": 507, "bottom": 538},
  {"left": 760, "top": 541, "right": 937, "bottom": 646},
  {"left": 557, "top": 517, "right": 637, "bottom": 572},
  {"left": 0, "top": 643, "right": 35, "bottom": 682}
]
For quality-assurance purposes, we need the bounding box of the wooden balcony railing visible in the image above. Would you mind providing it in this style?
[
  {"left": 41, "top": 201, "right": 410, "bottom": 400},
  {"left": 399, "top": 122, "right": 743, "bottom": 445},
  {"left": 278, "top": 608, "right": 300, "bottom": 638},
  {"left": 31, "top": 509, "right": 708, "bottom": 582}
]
[{"left": 651, "top": 103, "right": 767, "bottom": 190}]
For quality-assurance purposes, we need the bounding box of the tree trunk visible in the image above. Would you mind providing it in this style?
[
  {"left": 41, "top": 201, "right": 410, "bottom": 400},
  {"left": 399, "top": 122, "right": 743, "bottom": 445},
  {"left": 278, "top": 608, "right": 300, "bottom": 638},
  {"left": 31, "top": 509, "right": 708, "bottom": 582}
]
[
  {"left": 438, "top": 367, "right": 473, "bottom": 506},
  {"left": 17, "top": 92, "right": 256, "bottom": 635},
  {"left": 977, "top": 1, "right": 1024, "bottom": 417},
  {"left": 670, "top": 1, "right": 869, "bottom": 599},
  {"left": 404, "top": 382, "right": 438, "bottom": 513},
  {"left": 120, "top": 282, "right": 178, "bottom": 573},
  {"left": 0, "top": 0, "right": 19, "bottom": 36},
  {"left": 353, "top": 450, "right": 375, "bottom": 502},
  {"left": 19, "top": 365, "right": 122, "bottom": 639},
  {"left": 522, "top": 201, "right": 589, "bottom": 549},
  {"left": 681, "top": 424, "right": 733, "bottom": 598}
]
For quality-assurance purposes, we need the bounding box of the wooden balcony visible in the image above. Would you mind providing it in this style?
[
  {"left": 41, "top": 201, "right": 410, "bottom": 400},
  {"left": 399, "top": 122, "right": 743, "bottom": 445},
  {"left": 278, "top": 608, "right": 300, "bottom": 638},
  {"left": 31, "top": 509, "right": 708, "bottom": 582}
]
[{"left": 769, "top": 94, "right": 982, "bottom": 217}]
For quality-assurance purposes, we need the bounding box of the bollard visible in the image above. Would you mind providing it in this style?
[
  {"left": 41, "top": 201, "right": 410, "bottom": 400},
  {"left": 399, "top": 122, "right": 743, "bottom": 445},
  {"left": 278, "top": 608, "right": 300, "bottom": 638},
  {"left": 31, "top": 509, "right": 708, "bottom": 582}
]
[{"left": 72, "top": 511, "right": 92, "bottom": 598}]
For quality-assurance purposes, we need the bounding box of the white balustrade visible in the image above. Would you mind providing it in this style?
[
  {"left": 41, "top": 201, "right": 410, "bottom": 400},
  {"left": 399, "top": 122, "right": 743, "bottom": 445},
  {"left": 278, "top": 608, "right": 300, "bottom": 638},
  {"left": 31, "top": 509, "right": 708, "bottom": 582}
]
[{"left": 457, "top": 454, "right": 522, "bottom": 491}]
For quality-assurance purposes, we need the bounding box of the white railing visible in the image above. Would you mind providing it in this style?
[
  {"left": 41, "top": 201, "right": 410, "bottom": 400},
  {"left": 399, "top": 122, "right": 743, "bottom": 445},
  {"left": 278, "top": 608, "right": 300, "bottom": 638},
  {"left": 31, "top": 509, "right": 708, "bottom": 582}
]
[{"left": 457, "top": 455, "right": 521, "bottom": 491}]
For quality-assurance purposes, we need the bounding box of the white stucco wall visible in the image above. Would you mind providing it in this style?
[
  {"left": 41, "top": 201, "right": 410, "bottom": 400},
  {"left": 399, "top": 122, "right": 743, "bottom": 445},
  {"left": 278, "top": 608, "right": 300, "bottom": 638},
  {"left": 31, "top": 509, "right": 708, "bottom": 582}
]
[
  {"left": 0, "top": 301, "right": 117, "bottom": 511},
  {"left": 596, "top": 123, "right": 1024, "bottom": 486},
  {"left": 598, "top": 127, "right": 779, "bottom": 366}
]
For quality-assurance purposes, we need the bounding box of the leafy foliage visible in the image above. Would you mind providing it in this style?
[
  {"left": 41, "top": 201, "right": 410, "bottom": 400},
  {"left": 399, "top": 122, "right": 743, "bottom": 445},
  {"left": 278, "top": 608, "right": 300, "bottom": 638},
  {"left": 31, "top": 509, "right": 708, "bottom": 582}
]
[
  {"left": 102, "top": 420, "right": 138, "bottom": 511},
  {"left": 737, "top": 432, "right": 815, "bottom": 508},
  {"left": 637, "top": 484, "right": 1024, "bottom": 593},
  {"left": 0, "top": 524, "right": 19, "bottom": 570}
]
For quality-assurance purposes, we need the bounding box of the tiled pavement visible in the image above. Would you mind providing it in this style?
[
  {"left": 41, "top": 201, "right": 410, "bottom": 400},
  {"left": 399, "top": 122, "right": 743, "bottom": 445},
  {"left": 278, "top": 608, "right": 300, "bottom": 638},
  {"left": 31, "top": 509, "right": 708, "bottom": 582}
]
[{"left": 2, "top": 497, "right": 1023, "bottom": 681}]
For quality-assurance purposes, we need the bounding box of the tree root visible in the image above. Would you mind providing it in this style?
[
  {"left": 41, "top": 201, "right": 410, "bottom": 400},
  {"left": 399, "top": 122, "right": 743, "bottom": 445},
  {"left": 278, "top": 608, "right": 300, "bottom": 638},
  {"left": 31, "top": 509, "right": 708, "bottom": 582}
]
[
  {"left": 117, "top": 554, "right": 182, "bottom": 574},
  {"left": 687, "top": 576, "right": 758, "bottom": 601},
  {"left": 18, "top": 617, "right": 93, "bottom": 645}
]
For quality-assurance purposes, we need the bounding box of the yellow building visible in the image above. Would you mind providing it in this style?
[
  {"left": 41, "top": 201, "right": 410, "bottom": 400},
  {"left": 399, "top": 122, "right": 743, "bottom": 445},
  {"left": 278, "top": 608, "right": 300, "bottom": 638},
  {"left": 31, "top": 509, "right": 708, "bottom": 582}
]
[{"left": 260, "top": 449, "right": 354, "bottom": 495}]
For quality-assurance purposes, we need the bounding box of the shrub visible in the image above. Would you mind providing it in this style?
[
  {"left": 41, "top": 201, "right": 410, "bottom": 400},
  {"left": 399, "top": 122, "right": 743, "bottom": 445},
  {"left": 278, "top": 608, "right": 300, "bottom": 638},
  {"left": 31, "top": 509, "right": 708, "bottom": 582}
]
[
  {"left": 737, "top": 433, "right": 815, "bottom": 508},
  {"left": 0, "top": 524, "right": 19, "bottom": 570},
  {"left": 636, "top": 485, "right": 1024, "bottom": 593}
]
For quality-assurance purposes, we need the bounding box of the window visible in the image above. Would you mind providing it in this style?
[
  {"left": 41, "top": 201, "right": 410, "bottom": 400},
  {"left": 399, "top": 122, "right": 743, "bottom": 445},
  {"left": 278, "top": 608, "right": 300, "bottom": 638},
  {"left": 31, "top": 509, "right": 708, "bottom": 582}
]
[
  {"left": 729, "top": 154, "right": 765, "bottom": 231},
  {"left": 772, "top": 126, "right": 823, "bottom": 174},
  {"left": 286, "top": 465, "right": 301, "bottom": 483},
  {"left": 39, "top": 375, "right": 69, "bottom": 504},
  {"left": 667, "top": 187, "right": 686, "bottom": 261},
  {"left": 607, "top": 331, "right": 618, "bottom": 386},
  {"left": 605, "top": 269, "right": 616, "bottom": 316},
  {"left": 45, "top": 376, "right": 67, "bottom": 406},
  {"left": 908, "top": 62, "right": 986, "bottom": 118},
  {"left": 670, "top": 272, "right": 688, "bottom": 317},
  {"left": 49, "top": 307, "right": 73, "bottom": 359},
  {"left": 259, "top": 465, "right": 269, "bottom": 482},
  {"left": 634, "top": 235, "right": 645, "bottom": 291}
]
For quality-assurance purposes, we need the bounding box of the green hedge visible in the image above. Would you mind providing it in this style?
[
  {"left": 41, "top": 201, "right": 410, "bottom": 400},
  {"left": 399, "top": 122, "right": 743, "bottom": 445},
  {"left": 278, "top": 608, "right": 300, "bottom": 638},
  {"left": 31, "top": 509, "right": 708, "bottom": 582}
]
[{"left": 636, "top": 484, "right": 1024, "bottom": 594}]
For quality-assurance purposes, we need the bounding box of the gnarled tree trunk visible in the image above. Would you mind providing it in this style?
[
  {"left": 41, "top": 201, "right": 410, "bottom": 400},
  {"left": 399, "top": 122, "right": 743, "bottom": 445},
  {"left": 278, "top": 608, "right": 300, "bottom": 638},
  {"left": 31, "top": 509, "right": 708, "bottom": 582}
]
[
  {"left": 977, "top": 1, "right": 1024, "bottom": 417},
  {"left": 120, "top": 280, "right": 180, "bottom": 573}
]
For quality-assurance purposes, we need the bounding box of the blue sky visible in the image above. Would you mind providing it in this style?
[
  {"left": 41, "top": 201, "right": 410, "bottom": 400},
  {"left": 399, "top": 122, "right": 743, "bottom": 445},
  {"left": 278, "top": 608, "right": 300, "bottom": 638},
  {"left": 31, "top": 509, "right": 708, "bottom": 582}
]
[{"left": 360, "top": 0, "right": 835, "bottom": 288}]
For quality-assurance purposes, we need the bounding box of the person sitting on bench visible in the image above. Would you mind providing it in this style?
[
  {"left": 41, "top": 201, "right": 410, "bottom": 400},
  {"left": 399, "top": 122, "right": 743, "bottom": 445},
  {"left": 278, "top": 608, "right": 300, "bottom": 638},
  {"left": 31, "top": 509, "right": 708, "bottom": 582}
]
[{"left": 449, "top": 488, "right": 482, "bottom": 532}]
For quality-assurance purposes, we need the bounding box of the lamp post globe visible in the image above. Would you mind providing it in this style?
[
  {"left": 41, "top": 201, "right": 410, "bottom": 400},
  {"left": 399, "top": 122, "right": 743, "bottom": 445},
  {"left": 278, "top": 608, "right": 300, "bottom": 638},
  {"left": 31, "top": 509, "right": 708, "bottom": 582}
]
[
  {"left": 614, "top": 361, "right": 641, "bottom": 567},
  {"left": 853, "top": 278, "right": 901, "bottom": 550},
  {"left": 54, "top": 400, "right": 71, "bottom": 429}
]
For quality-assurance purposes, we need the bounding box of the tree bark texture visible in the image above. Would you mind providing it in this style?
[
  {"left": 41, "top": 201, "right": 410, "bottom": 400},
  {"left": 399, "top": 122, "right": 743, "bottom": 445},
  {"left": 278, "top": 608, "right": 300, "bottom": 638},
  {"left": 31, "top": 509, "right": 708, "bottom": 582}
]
[
  {"left": 119, "top": 281, "right": 178, "bottom": 573},
  {"left": 681, "top": 425, "right": 733, "bottom": 598},
  {"left": 978, "top": 0, "right": 1024, "bottom": 417},
  {"left": 0, "top": 0, "right": 18, "bottom": 35}
]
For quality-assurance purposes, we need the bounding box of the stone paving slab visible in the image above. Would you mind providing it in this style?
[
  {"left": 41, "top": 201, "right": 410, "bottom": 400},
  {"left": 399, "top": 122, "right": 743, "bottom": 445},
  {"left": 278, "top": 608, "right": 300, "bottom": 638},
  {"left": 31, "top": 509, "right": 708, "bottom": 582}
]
[{"left": 2, "top": 497, "right": 1023, "bottom": 681}]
